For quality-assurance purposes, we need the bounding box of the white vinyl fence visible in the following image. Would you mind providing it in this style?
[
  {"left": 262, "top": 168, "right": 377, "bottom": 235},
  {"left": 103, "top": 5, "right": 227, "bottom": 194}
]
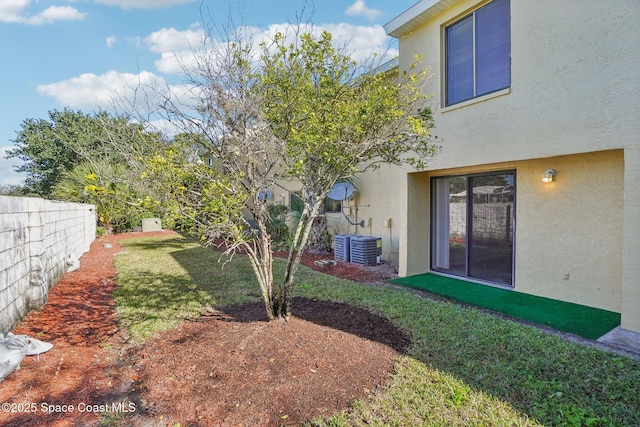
[{"left": 0, "top": 196, "right": 95, "bottom": 335}]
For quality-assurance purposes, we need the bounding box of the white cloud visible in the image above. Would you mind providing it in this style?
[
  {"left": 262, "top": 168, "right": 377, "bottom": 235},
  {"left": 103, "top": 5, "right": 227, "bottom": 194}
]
[
  {"left": 94, "top": 0, "right": 197, "bottom": 10},
  {"left": 143, "top": 26, "right": 206, "bottom": 74},
  {"left": 264, "top": 22, "right": 395, "bottom": 63},
  {"left": 345, "top": 0, "right": 382, "bottom": 21},
  {"left": 36, "top": 70, "right": 173, "bottom": 112},
  {"left": 154, "top": 51, "right": 192, "bottom": 74},
  {"left": 1, "top": 174, "right": 26, "bottom": 187},
  {"left": 27, "top": 6, "right": 86, "bottom": 25},
  {"left": 106, "top": 36, "right": 117, "bottom": 48},
  {"left": 35, "top": 70, "right": 199, "bottom": 127},
  {"left": 255, "top": 22, "right": 396, "bottom": 64},
  {"left": 34, "top": 21, "right": 396, "bottom": 141},
  {"left": 145, "top": 26, "right": 204, "bottom": 53},
  {"left": 323, "top": 23, "right": 396, "bottom": 63},
  {"left": 144, "top": 118, "right": 184, "bottom": 139},
  {"left": 144, "top": 22, "right": 395, "bottom": 76},
  {"left": 0, "top": 0, "right": 29, "bottom": 21},
  {"left": 0, "top": 1, "right": 85, "bottom": 25}
]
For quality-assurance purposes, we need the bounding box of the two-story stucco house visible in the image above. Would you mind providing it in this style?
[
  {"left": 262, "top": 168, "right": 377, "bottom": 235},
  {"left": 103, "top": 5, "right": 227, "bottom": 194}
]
[
  {"left": 389, "top": 0, "right": 640, "bottom": 334},
  {"left": 272, "top": 0, "right": 640, "bottom": 334}
]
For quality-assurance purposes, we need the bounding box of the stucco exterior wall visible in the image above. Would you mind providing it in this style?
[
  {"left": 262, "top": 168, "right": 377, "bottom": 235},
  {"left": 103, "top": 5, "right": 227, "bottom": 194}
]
[
  {"left": 398, "top": 151, "right": 624, "bottom": 312},
  {"left": 384, "top": 0, "right": 640, "bottom": 331},
  {"left": 268, "top": 166, "right": 411, "bottom": 265},
  {"left": 514, "top": 151, "right": 624, "bottom": 312},
  {"left": 621, "top": 148, "right": 640, "bottom": 331},
  {"left": 343, "top": 165, "right": 409, "bottom": 264},
  {"left": 397, "top": 0, "right": 640, "bottom": 169}
]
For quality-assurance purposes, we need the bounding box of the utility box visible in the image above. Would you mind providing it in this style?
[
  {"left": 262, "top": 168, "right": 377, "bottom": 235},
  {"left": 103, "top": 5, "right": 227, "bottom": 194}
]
[
  {"left": 349, "top": 236, "right": 382, "bottom": 266},
  {"left": 141, "top": 218, "right": 162, "bottom": 232}
]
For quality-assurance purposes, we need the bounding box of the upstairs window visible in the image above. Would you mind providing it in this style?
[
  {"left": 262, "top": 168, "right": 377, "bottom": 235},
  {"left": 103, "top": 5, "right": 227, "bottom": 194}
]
[{"left": 445, "top": 0, "right": 510, "bottom": 106}]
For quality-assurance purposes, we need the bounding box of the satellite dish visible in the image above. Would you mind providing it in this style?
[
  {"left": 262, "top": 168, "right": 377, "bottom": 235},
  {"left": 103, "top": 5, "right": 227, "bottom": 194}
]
[
  {"left": 327, "top": 182, "right": 354, "bottom": 201},
  {"left": 258, "top": 190, "right": 273, "bottom": 202}
]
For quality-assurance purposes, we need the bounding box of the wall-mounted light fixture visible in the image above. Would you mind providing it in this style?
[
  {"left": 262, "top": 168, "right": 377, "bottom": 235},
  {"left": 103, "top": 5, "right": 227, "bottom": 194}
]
[{"left": 542, "top": 169, "right": 556, "bottom": 183}]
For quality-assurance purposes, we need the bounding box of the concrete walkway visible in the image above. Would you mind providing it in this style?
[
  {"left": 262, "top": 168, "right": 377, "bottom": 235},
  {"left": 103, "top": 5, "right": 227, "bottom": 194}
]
[{"left": 598, "top": 327, "right": 640, "bottom": 359}]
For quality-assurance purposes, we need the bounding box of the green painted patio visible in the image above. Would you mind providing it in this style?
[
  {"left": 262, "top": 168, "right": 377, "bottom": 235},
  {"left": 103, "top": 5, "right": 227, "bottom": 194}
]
[{"left": 389, "top": 273, "right": 621, "bottom": 340}]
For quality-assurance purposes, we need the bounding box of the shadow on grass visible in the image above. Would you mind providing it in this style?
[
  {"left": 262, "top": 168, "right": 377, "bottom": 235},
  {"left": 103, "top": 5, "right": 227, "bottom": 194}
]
[
  {"left": 170, "top": 241, "right": 409, "bottom": 353},
  {"left": 117, "top": 237, "right": 408, "bottom": 353},
  {"left": 116, "top": 234, "right": 640, "bottom": 426}
]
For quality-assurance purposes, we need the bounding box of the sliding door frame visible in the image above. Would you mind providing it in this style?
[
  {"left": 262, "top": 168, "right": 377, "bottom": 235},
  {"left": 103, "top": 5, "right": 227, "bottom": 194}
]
[{"left": 430, "top": 170, "right": 516, "bottom": 287}]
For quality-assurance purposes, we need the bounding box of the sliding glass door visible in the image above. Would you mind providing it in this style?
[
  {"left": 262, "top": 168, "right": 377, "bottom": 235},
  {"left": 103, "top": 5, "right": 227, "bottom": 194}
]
[{"left": 431, "top": 171, "right": 515, "bottom": 286}]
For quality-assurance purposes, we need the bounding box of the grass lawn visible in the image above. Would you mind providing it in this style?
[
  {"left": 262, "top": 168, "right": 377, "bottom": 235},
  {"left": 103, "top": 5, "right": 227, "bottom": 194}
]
[{"left": 114, "top": 234, "right": 640, "bottom": 426}]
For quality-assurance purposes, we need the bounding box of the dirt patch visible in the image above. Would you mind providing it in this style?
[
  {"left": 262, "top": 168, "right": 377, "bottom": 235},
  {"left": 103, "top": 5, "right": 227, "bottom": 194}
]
[
  {"left": 0, "top": 231, "right": 406, "bottom": 426},
  {"left": 0, "top": 232, "right": 155, "bottom": 427}
]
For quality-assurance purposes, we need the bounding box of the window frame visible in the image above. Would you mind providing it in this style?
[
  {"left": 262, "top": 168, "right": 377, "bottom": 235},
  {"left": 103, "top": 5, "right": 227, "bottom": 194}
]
[{"left": 443, "top": 0, "right": 511, "bottom": 107}]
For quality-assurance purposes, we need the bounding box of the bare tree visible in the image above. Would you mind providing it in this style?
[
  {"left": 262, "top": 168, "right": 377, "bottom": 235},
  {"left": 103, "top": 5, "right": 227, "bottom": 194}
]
[{"left": 139, "top": 20, "right": 437, "bottom": 320}]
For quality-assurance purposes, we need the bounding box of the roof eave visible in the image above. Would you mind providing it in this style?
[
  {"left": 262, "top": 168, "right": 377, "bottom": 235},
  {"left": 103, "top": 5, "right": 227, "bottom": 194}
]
[
  {"left": 372, "top": 57, "right": 399, "bottom": 76},
  {"left": 384, "top": 0, "right": 465, "bottom": 38}
]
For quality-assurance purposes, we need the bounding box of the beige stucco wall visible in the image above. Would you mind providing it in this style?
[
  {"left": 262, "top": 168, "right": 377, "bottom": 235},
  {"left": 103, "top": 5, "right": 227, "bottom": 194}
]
[
  {"left": 621, "top": 148, "right": 640, "bottom": 331},
  {"left": 383, "top": 0, "right": 640, "bottom": 331},
  {"left": 515, "top": 151, "right": 624, "bottom": 312},
  {"left": 343, "top": 165, "right": 409, "bottom": 264},
  {"left": 398, "top": 151, "right": 625, "bottom": 312},
  {"left": 275, "top": 165, "right": 411, "bottom": 265},
  {"left": 397, "top": 0, "right": 639, "bottom": 168}
]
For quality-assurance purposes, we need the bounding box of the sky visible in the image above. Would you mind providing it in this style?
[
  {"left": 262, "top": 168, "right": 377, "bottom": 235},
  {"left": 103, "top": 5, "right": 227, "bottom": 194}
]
[{"left": 0, "top": 0, "right": 417, "bottom": 187}]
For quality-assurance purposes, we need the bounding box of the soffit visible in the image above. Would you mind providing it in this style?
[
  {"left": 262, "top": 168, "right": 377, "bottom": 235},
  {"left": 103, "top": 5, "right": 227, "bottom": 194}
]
[{"left": 384, "top": 0, "right": 465, "bottom": 38}]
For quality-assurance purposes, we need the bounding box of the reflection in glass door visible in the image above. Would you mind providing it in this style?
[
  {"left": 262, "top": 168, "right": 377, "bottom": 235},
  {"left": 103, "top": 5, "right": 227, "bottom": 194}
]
[
  {"left": 432, "top": 176, "right": 467, "bottom": 276},
  {"left": 431, "top": 171, "right": 515, "bottom": 286}
]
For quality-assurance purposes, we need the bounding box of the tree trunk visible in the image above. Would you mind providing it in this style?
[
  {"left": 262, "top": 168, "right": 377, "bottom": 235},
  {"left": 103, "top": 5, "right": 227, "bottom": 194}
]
[
  {"left": 277, "top": 196, "right": 326, "bottom": 320},
  {"left": 270, "top": 287, "right": 290, "bottom": 320}
]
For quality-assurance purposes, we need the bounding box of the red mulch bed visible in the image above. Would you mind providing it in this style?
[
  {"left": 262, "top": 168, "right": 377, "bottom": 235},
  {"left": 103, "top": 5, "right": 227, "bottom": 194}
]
[{"left": 0, "top": 231, "right": 407, "bottom": 426}]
